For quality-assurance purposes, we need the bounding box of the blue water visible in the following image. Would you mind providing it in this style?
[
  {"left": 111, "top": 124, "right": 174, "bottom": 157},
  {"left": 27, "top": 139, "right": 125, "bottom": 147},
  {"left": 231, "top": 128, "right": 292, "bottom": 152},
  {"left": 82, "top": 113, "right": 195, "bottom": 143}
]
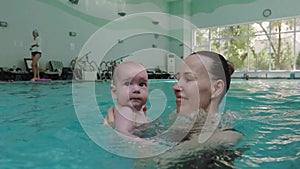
[
  {"left": 0, "top": 80, "right": 299, "bottom": 168},
  {"left": 227, "top": 80, "right": 300, "bottom": 169}
]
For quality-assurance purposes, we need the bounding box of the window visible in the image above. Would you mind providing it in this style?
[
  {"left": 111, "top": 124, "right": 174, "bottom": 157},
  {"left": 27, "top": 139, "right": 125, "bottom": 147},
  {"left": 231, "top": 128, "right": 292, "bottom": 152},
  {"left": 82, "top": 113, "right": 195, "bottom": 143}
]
[{"left": 193, "top": 17, "right": 300, "bottom": 71}]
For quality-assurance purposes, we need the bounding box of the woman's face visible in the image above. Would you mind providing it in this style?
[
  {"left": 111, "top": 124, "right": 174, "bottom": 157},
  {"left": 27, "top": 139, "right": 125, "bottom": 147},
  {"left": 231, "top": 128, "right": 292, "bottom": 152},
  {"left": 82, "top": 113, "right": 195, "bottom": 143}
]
[
  {"left": 173, "top": 54, "right": 213, "bottom": 115},
  {"left": 32, "top": 32, "right": 37, "bottom": 38}
]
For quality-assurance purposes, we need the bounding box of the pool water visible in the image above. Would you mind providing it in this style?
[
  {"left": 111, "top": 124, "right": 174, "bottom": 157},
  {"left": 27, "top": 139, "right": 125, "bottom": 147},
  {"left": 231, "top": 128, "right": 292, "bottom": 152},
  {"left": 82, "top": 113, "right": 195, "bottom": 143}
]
[
  {"left": 0, "top": 80, "right": 299, "bottom": 168},
  {"left": 227, "top": 80, "right": 300, "bottom": 169}
]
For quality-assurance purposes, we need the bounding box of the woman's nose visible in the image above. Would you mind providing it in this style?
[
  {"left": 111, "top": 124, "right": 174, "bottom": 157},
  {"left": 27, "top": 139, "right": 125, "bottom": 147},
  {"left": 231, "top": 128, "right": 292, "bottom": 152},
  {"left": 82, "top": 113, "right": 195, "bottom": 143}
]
[{"left": 173, "top": 82, "right": 182, "bottom": 92}]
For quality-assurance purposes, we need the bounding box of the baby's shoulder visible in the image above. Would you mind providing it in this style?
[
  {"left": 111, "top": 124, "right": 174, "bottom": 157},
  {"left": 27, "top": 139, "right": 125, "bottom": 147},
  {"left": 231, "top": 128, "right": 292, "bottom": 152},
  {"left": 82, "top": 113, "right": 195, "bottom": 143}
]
[{"left": 114, "top": 106, "right": 135, "bottom": 119}]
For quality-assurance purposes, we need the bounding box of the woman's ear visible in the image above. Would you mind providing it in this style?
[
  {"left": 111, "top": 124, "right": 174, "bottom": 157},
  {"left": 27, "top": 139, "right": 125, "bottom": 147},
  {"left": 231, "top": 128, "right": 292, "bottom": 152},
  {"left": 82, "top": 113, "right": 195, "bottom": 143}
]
[
  {"left": 110, "top": 85, "right": 117, "bottom": 99},
  {"left": 211, "top": 80, "right": 224, "bottom": 99}
]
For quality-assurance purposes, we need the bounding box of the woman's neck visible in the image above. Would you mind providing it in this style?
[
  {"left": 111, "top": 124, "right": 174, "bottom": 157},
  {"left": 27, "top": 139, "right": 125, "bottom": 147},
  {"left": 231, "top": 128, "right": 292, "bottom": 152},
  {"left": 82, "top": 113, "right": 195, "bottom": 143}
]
[{"left": 189, "top": 108, "right": 221, "bottom": 136}]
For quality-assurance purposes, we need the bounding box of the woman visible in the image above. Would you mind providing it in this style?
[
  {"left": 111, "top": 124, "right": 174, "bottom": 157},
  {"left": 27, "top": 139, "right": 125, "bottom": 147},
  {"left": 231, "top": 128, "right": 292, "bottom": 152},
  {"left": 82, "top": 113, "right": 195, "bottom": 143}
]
[
  {"left": 173, "top": 51, "right": 242, "bottom": 143},
  {"left": 147, "top": 51, "right": 243, "bottom": 168},
  {"left": 29, "top": 29, "right": 42, "bottom": 81}
]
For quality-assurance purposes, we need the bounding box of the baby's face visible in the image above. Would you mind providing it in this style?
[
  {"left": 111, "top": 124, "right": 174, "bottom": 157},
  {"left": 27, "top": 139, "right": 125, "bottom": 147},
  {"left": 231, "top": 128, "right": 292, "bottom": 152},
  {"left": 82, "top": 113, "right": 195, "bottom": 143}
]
[{"left": 112, "top": 64, "right": 148, "bottom": 111}]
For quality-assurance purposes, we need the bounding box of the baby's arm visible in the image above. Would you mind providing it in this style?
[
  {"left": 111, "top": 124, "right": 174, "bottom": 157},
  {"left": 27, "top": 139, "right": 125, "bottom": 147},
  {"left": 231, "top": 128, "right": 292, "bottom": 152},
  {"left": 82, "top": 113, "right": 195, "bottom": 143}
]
[
  {"left": 114, "top": 106, "right": 136, "bottom": 136},
  {"left": 104, "top": 106, "right": 147, "bottom": 126}
]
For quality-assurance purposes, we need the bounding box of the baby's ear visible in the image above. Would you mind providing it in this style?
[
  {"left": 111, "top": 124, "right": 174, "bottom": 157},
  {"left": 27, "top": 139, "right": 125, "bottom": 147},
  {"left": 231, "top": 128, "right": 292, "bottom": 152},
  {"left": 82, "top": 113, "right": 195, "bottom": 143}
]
[{"left": 110, "top": 85, "right": 117, "bottom": 99}]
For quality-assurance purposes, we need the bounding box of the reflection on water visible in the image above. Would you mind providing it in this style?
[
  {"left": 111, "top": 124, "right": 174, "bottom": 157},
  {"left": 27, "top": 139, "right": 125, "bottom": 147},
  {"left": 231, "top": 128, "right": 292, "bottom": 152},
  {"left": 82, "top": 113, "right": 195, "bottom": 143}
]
[{"left": 227, "top": 80, "right": 300, "bottom": 169}]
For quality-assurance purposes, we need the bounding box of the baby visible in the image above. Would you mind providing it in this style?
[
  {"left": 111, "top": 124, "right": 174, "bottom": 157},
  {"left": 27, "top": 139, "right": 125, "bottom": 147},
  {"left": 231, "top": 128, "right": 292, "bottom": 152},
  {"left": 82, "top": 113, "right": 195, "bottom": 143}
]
[{"left": 108, "top": 61, "right": 149, "bottom": 137}]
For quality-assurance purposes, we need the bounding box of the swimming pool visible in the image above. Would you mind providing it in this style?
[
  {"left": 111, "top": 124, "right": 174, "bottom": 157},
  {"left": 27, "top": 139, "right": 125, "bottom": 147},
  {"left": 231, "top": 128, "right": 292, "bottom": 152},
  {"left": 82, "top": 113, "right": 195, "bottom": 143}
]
[{"left": 0, "top": 79, "right": 299, "bottom": 168}]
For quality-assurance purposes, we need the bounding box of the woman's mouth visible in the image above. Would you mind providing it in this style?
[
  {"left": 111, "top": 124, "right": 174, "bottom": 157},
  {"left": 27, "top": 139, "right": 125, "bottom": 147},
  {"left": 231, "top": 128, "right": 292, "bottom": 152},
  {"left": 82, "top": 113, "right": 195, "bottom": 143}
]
[
  {"left": 175, "top": 95, "right": 187, "bottom": 104},
  {"left": 176, "top": 99, "right": 181, "bottom": 105}
]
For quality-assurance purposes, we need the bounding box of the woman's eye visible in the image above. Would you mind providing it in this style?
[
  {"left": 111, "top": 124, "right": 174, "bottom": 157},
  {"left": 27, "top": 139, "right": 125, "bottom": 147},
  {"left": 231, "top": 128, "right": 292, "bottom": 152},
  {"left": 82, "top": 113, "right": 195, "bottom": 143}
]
[
  {"left": 184, "top": 75, "right": 196, "bottom": 81},
  {"left": 176, "top": 72, "right": 196, "bottom": 82},
  {"left": 186, "top": 77, "right": 195, "bottom": 81}
]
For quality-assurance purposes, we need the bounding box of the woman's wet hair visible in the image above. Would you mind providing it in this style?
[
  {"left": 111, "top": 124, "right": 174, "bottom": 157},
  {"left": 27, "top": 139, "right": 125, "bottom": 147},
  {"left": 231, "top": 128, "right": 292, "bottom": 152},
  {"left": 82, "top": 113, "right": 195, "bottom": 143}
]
[{"left": 191, "top": 51, "right": 234, "bottom": 92}]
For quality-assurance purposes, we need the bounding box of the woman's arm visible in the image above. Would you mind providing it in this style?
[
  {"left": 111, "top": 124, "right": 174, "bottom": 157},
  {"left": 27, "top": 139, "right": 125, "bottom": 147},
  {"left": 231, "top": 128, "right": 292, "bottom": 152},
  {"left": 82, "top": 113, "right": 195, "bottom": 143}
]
[
  {"left": 31, "top": 43, "right": 39, "bottom": 48},
  {"left": 104, "top": 107, "right": 115, "bottom": 126}
]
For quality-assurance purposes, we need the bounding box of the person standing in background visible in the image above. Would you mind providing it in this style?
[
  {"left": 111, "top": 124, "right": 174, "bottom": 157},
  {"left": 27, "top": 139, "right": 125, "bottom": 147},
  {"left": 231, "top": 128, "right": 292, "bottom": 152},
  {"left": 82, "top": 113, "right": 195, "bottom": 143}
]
[{"left": 29, "top": 29, "right": 42, "bottom": 81}]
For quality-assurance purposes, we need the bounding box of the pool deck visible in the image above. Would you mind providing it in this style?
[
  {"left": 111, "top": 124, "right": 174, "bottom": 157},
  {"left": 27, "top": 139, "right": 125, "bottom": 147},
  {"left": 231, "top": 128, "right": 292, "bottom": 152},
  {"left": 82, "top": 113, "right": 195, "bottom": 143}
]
[{"left": 232, "top": 70, "right": 300, "bottom": 79}]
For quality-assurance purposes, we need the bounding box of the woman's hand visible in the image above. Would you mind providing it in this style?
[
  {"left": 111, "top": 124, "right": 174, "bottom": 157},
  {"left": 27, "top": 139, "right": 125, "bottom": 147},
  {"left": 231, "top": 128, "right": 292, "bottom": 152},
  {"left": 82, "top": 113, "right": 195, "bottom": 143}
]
[{"left": 104, "top": 107, "right": 115, "bottom": 126}]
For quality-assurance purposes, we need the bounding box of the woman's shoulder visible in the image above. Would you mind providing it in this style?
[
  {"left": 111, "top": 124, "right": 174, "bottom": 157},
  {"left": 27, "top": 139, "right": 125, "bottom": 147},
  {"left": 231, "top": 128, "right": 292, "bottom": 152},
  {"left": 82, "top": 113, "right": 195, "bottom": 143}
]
[{"left": 210, "top": 128, "right": 243, "bottom": 146}]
